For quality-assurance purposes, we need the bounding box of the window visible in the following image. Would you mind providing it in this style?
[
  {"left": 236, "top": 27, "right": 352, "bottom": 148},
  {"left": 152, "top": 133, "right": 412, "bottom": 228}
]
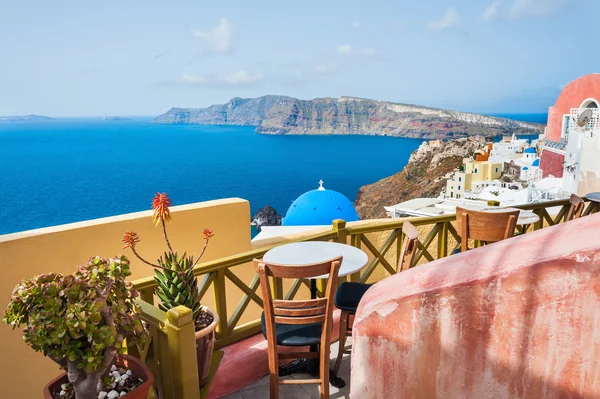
[
  {"left": 459, "top": 177, "right": 462, "bottom": 182},
  {"left": 458, "top": 186, "right": 461, "bottom": 191},
  {"left": 495, "top": 168, "right": 498, "bottom": 173},
  {"left": 450, "top": 192, "right": 454, "bottom": 198},
  {"left": 475, "top": 168, "right": 478, "bottom": 173}
]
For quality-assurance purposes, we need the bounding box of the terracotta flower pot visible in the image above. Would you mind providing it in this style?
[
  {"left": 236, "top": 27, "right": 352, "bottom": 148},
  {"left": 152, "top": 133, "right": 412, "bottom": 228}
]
[
  {"left": 42, "top": 354, "right": 154, "bottom": 399},
  {"left": 196, "top": 306, "right": 219, "bottom": 387}
]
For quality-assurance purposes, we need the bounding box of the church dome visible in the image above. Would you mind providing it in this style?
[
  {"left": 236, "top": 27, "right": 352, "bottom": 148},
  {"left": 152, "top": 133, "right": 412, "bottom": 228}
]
[
  {"left": 532, "top": 159, "right": 540, "bottom": 167},
  {"left": 282, "top": 181, "right": 360, "bottom": 226},
  {"left": 524, "top": 148, "right": 536, "bottom": 154}
]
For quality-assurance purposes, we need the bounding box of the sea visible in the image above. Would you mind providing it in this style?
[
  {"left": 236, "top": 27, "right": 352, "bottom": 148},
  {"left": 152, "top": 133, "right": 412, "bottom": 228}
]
[{"left": 0, "top": 113, "right": 547, "bottom": 236}]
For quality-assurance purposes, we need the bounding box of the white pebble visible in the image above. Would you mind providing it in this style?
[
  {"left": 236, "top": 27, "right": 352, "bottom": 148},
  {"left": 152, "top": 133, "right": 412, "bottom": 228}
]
[
  {"left": 120, "top": 374, "right": 129, "bottom": 381},
  {"left": 112, "top": 371, "right": 121, "bottom": 379},
  {"left": 109, "top": 383, "right": 116, "bottom": 389},
  {"left": 59, "top": 390, "right": 66, "bottom": 396},
  {"left": 110, "top": 365, "right": 118, "bottom": 372},
  {"left": 126, "top": 370, "right": 133, "bottom": 376},
  {"left": 107, "top": 390, "right": 120, "bottom": 399},
  {"left": 119, "top": 379, "right": 126, "bottom": 386},
  {"left": 61, "top": 383, "right": 69, "bottom": 390},
  {"left": 120, "top": 392, "right": 127, "bottom": 397},
  {"left": 98, "top": 392, "right": 108, "bottom": 399}
]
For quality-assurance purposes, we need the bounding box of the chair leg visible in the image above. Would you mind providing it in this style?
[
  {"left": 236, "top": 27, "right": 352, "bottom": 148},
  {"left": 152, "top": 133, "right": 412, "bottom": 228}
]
[
  {"left": 269, "top": 372, "right": 279, "bottom": 399},
  {"left": 267, "top": 349, "right": 279, "bottom": 399},
  {"left": 333, "top": 310, "right": 349, "bottom": 374},
  {"left": 320, "top": 348, "right": 330, "bottom": 399}
]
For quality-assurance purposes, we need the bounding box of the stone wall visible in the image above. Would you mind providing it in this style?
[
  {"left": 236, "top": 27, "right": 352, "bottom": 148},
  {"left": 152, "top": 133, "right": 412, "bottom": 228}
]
[{"left": 351, "top": 213, "right": 600, "bottom": 399}]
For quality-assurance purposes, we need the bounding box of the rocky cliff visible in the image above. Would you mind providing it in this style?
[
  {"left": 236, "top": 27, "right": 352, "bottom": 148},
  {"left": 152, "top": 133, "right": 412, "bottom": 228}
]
[
  {"left": 251, "top": 205, "right": 283, "bottom": 229},
  {"left": 153, "top": 96, "right": 543, "bottom": 139},
  {"left": 354, "top": 136, "right": 487, "bottom": 219}
]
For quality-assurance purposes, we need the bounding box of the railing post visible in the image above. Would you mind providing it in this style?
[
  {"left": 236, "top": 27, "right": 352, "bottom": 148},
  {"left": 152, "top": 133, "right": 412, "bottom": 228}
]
[
  {"left": 213, "top": 269, "right": 228, "bottom": 338},
  {"left": 350, "top": 232, "right": 361, "bottom": 282},
  {"left": 332, "top": 219, "right": 349, "bottom": 285},
  {"left": 165, "top": 306, "right": 201, "bottom": 399},
  {"left": 271, "top": 277, "right": 283, "bottom": 300},
  {"left": 437, "top": 222, "right": 448, "bottom": 259},
  {"left": 139, "top": 287, "right": 154, "bottom": 305},
  {"left": 333, "top": 219, "right": 347, "bottom": 244}
]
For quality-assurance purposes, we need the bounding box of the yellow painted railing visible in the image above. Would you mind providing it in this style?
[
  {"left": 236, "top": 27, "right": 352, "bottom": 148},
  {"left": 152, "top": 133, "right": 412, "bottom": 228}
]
[{"left": 130, "top": 197, "right": 598, "bottom": 398}]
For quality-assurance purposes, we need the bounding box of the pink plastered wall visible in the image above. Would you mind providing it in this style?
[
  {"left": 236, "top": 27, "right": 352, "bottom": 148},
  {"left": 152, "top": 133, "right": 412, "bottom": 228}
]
[{"left": 351, "top": 213, "right": 600, "bottom": 399}]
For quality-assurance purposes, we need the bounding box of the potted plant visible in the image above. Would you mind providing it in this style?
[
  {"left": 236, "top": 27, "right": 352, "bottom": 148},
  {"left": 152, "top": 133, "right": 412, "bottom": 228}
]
[
  {"left": 3, "top": 255, "right": 152, "bottom": 399},
  {"left": 122, "top": 192, "right": 218, "bottom": 386}
]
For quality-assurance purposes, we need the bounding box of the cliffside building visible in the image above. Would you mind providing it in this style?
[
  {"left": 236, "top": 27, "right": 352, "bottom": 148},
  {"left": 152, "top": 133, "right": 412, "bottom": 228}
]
[
  {"left": 540, "top": 73, "right": 600, "bottom": 195},
  {"left": 445, "top": 160, "right": 503, "bottom": 199}
]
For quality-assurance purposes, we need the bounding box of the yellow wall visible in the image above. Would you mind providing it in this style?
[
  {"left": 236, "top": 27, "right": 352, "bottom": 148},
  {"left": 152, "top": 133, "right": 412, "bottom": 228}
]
[
  {"left": 0, "top": 198, "right": 251, "bottom": 399},
  {"left": 465, "top": 161, "right": 502, "bottom": 183}
]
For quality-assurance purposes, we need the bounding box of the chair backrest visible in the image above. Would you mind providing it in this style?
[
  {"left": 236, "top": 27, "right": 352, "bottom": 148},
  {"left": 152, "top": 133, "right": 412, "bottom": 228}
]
[
  {"left": 455, "top": 207, "right": 519, "bottom": 252},
  {"left": 398, "top": 221, "right": 419, "bottom": 272},
  {"left": 566, "top": 194, "right": 585, "bottom": 221},
  {"left": 254, "top": 257, "right": 341, "bottom": 343}
]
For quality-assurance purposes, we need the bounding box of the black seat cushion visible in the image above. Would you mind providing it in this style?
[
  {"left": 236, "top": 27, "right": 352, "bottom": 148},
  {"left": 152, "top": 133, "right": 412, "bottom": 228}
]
[
  {"left": 261, "top": 312, "right": 323, "bottom": 347},
  {"left": 335, "top": 282, "right": 372, "bottom": 312}
]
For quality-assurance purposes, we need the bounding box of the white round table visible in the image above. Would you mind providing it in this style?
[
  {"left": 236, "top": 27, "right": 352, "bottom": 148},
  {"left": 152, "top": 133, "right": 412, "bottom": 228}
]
[
  {"left": 263, "top": 241, "right": 368, "bottom": 280},
  {"left": 586, "top": 192, "right": 600, "bottom": 202}
]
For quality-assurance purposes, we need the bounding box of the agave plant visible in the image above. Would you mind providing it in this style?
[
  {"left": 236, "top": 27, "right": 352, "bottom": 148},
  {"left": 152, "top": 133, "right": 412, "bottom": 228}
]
[{"left": 122, "top": 193, "right": 213, "bottom": 323}]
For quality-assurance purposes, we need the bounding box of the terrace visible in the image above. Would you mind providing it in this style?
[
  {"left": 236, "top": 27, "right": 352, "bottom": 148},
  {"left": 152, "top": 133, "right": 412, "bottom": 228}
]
[{"left": 1, "top": 196, "right": 599, "bottom": 399}]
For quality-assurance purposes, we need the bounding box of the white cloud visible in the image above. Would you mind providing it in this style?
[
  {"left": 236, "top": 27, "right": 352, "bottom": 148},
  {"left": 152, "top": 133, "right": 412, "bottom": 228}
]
[
  {"left": 311, "top": 61, "right": 339, "bottom": 74},
  {"left": 352, "top": 21, "right": 361, "bottom": 29},
  {"left": 482, "top": 1, "right": 501, "bottom": 22},
  {"left": 181, "top": 74, "right": 207, "bottom": 85},
  {"left": 337, "top": 44, "right": 377, "bottom": 57},
  {"left": 220, "top": 71, "right": 264, "bottom": 84},
  {"left": 427, "top": 8, "right": 461, "bottom": 31},
  {"left": 191, "top": 18, "right": 233, "bottom": 54},
  {"left": 172, "top": 71, "right": 264, "bottom": 87},
  {"left": 509, "top": 0, "right": 572, "bottom": 18}
]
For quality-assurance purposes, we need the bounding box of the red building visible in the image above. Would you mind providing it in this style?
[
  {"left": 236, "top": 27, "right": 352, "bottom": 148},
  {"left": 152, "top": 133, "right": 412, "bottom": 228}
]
[{"left": 540, "top": 74, "right": 600, "bottom": 179}]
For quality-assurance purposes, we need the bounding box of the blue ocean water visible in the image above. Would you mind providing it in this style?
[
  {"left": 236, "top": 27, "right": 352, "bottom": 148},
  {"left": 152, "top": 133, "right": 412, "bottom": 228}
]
[
  {"left": 488, "top": 113, "right": 548, "bottom": 124},
  {"left": 0, "top": 118, "right": 424, "bottom": 235},
  {"left": 0, "top": 114, "right": 548, "bottom": 236}
]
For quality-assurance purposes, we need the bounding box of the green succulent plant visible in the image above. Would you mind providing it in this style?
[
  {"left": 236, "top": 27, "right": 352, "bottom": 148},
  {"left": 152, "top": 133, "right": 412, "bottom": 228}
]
[
  {"left": 154, "top": 252, "right": 201, "bottom": 317},
  {"left": 3, "top": 255, "right": 148, "bottom": 399},
  {"left": 122, "top": 193, "right": 213, "bottom": 323}
]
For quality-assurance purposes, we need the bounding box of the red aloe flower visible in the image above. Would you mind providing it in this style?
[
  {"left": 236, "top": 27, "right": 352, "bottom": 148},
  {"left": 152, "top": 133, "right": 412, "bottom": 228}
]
[
  {"left": 203, "top": 228, "right": 214, "bottom": 240},
  {"left": 152, "top": 192, "right": 172, "bottom": 226},
  {"left": 122, "top": 231, "right": 140, "bottom": 249}
]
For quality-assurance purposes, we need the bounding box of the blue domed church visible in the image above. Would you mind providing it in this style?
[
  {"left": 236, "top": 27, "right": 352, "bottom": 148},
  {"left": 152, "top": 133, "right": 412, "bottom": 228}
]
[{"left": 282, "top": 180, "right": 360, "bottom": 226}]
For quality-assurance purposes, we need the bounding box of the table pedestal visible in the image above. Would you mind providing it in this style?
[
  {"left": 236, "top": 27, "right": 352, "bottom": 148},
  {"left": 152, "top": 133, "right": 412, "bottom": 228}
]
[{"left": 277, "top": 279, "right": 346, "bottom": 389}]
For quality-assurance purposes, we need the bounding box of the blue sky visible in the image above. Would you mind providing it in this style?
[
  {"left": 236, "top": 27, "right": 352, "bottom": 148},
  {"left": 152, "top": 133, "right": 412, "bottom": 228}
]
[{"left": 0, "top": 0, "right": 597, "bottom": 116}]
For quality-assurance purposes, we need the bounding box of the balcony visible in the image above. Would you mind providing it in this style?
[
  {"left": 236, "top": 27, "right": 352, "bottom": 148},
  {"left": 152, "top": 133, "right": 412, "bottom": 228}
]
[
  {"left": 1, "top": 197, "right": 599, "bottom": 399},
  {"left": 543, "top": 139, "right": 567, "bottom": 152},
  {"left": 569, "top": 107, "right": 600, "bottom": 131}
]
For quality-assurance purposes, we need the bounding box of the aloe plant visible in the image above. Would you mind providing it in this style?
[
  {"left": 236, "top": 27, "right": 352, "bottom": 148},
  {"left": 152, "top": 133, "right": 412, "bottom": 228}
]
[{"left": 122, "top": 193, "right": 213, "bottom": 323}]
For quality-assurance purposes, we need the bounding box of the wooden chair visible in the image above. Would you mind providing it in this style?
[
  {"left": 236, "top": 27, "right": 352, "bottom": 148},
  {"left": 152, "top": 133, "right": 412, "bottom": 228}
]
[
  {"left": 566, "top": 194, "right": 585, "bottom": 221},
  {"left": 332, "top": 221, "right": 419, "bottom": 374},
  {"left": 255, "top": 257, "right": 341, "bottom": 399},
  {"left": 455, "top": 207, "right": 519, "bottom": 252}
]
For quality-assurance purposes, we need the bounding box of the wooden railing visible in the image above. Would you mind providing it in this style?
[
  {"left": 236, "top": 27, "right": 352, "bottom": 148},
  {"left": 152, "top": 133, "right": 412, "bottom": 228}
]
[{"left": 130, "top": 197, "right": 598, "bottom": 398}]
